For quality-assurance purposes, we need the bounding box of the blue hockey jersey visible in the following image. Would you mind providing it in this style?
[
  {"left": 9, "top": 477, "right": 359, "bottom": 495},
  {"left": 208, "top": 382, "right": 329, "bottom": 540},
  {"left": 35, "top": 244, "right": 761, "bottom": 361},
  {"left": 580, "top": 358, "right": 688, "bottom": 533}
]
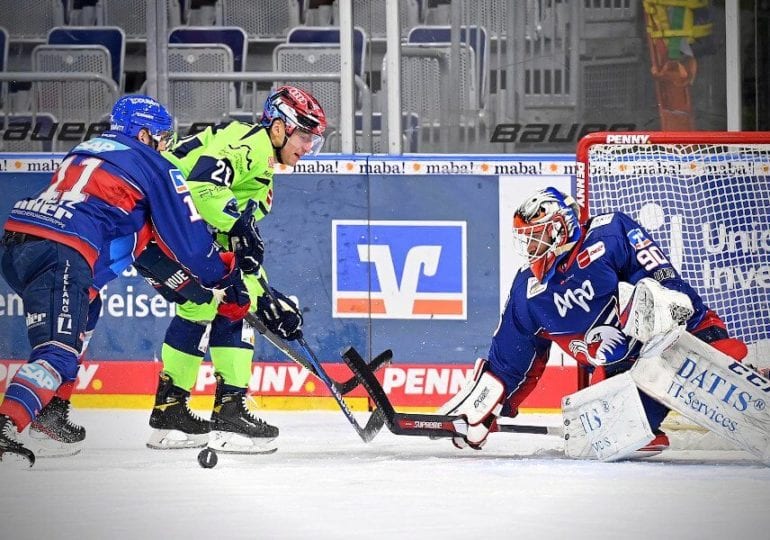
[
  {"left": 489, "top": 211, "right": 709, "bottom": 413},
  {"left": 4, "top": 131, "right": 225, "bottom": 289}
]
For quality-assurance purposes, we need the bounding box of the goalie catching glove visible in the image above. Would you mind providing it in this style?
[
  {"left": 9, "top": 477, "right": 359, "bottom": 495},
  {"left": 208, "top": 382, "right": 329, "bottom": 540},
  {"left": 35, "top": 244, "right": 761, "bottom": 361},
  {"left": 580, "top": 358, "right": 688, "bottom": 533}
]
[
  {"left": 228, "top": 200, "right": 264, "bottom": 275},
  {"left": 438, "top": 358, "right": 505, "bottom": 449},
  {"left": 257, "top": 288, "right": 303, "bottom": 340}
]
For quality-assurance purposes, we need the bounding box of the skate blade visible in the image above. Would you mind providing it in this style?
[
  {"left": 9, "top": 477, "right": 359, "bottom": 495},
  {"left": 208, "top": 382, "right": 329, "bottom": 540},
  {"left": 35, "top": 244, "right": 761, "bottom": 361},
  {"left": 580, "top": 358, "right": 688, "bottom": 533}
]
[
  {"left": 0, "top": 448, "right": 35, "bottom": 468},
  {"left": 27, "top": 439, "right": 83, "bottom": 458},
  {"left": 208, "top": 430, "right": 278, "bottom": 454},
  {"left": 146, "top": 429, "right": 209, "bottom": 450}
]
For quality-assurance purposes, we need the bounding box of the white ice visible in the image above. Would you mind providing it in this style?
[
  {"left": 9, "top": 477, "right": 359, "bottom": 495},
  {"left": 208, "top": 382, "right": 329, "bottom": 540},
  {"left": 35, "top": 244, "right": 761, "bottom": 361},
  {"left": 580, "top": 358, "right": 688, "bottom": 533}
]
[{"left": 1, "top": 409, "right": 768, "bottom": 540}]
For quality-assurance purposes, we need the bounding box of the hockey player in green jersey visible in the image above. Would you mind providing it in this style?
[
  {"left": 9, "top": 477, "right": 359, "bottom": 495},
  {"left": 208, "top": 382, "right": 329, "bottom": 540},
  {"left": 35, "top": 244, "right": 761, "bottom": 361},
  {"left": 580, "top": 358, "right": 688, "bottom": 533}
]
[{"left": 144, "top": 86, "right": 327, "bottom": 452}]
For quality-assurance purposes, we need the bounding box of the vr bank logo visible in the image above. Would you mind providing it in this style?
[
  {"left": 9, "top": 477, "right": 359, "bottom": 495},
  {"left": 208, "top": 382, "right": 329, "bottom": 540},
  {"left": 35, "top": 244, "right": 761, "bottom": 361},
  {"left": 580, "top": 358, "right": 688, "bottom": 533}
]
[{"left": 332, "top": 220, "right": 467, "bottom": 319}]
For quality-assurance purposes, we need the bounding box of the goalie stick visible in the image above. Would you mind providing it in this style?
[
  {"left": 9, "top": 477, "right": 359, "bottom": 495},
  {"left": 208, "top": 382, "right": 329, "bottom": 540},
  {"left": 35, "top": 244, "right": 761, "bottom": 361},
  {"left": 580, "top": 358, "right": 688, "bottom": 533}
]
[{"left": 342, "top": 346, "right": 563, "bottom": 439}]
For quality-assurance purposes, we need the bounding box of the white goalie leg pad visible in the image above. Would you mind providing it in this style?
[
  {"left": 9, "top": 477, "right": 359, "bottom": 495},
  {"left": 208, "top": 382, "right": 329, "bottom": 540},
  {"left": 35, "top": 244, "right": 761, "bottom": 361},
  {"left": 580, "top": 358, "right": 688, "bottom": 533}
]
[
  {"left": 631, "top": 331, "right": 770, "bottom": 465},
  {"left": 562, "top": 372, "right": 654, "bottom": 461},
  {"left": 623, "top": 278, "right": 694, "bottom": 343}
]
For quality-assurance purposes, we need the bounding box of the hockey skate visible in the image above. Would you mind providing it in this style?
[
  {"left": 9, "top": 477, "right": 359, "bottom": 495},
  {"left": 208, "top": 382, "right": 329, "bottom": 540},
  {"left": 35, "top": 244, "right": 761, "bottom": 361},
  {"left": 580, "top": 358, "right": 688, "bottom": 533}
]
[
  {"left": 630, "top": 430, "right": 670, "bottom": 459},
  {"left": 147, "top": 372, "right": 210, "bottom": 450},
  {"left": 208, "top": 373, "right": 278, "bottom": 454},
  {"left": 28, "top": 397, "right": 86, "bottom": 457},
  {"left": 0, "top": 414, "right": 35, "bottom": 467}
]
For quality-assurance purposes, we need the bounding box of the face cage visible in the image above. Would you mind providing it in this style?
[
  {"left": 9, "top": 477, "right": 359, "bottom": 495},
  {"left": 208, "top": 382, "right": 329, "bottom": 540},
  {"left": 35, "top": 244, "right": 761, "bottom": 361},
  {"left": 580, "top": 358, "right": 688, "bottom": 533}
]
[{"left": 512, "top": 213, "right": 568, "bottom": 268}]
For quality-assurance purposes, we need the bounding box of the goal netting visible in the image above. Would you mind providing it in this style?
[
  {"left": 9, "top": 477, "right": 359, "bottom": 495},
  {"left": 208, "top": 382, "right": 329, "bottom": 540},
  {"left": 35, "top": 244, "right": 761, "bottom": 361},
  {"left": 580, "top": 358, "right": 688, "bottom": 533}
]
[{"left": 577, "top": 132, "right": 770, "bottom": 451}]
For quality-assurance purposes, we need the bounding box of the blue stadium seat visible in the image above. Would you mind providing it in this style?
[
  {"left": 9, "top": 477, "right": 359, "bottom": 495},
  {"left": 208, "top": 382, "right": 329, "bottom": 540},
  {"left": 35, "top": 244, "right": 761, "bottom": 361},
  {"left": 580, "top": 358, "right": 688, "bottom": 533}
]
[
  {"left": 287, "top": 26, "right": 367, "bottom": 78},
  {"left": 407, "top": 25, "right": 488, "bottom": 108},
  {"left": 47, "top": 26, "right": 125, "bottom": 89},
  {"left": 169, "top": 26, "right": 247, "bottom": 108},
  {"left": 170, "top": 26, "right": 247, "bottom": 71}
]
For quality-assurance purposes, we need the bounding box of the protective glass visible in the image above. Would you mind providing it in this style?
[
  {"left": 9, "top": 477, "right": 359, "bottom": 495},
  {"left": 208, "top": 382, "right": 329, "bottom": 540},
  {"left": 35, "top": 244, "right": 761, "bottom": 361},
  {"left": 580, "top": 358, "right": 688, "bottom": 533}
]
[
  {"left": 288, "top": 126, "right": 325, "bottom": 155},
  {"left": 151, "top": 130, "right": 177, "bottom": 150}
]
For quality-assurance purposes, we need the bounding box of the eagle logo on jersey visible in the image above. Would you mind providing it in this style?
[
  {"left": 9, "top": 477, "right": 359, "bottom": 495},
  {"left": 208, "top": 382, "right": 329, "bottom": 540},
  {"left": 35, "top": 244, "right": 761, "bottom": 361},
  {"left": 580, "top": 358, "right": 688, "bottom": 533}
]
[
  {"left": 567, "top": 297, "right": 637, "bottom": 366},
  {"left": 569, "top": 325, "right": 630, "bottom": 366}
]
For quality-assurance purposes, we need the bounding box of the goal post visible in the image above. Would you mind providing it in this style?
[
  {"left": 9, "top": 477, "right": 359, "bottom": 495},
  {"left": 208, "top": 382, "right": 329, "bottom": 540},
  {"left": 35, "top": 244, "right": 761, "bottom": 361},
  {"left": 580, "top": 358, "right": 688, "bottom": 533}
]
[{"left": 576, "top": 131, "right": 770, "bottom": 379}]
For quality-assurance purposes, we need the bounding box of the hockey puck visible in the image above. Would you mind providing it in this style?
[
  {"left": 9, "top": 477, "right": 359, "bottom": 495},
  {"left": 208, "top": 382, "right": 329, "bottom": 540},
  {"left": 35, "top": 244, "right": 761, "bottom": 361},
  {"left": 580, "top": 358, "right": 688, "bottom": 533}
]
[{"left": 197, "top": 448, "right": 218, "bottom": 469}]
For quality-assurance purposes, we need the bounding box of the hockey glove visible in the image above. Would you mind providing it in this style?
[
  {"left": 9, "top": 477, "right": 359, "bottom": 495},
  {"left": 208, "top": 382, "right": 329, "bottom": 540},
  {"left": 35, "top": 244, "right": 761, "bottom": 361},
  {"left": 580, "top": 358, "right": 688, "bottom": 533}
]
[
  {"left": 228, "top": 200, "right": 264, "bottom": 275},
  {"left": 257, "top": 288, "right": 303, "bottom": 341},
  {"left": 438, "top": 358, "right": 505, "bottom": 450},
  {"left": 215, "top": 252, "right": 251, "bottom": 321}
]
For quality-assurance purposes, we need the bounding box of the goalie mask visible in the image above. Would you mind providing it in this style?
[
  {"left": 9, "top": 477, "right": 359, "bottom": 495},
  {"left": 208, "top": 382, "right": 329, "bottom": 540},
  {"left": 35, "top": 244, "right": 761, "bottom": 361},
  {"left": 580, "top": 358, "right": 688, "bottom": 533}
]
[{"left": 513, "top": 187, "right": 581, "bottom": 284}]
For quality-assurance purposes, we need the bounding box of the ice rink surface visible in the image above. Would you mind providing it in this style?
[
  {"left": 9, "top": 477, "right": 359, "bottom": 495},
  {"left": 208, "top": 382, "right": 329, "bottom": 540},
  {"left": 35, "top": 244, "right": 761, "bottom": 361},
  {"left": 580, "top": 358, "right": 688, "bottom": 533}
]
[{"left": 1, "top": 409, "right": 768, "bottom": 540}]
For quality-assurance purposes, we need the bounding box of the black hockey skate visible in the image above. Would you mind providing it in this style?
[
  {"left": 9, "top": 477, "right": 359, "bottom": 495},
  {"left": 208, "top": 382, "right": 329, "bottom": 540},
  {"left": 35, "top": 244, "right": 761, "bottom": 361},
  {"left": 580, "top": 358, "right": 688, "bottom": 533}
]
[
  {"left": 208, "top": 373, "right": 278, "bottom": 454},
  {"left": 147, "top": 372, "right": 210, "bottom": 450},
  {"left": 0, "top": 414, "right": 35, "bottom": 467},
  {"left": 28, "top": 397, "right": 86, "bottom": 457}
]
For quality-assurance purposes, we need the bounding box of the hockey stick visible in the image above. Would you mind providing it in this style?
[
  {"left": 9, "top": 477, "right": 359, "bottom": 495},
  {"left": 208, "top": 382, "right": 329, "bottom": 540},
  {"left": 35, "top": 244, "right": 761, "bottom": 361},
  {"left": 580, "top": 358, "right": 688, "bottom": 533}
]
[
  {"left": 256, "top": 280, "right": 387, "bottom": 442},
  {"left": 245, "top": 312, "right": 392, "bottom": 395},
  {"left": 133, "top": 245, "right": 390, "bottom": 394},
  {"left": 342, "top": 346, "right": 563, "bottom": 439}
]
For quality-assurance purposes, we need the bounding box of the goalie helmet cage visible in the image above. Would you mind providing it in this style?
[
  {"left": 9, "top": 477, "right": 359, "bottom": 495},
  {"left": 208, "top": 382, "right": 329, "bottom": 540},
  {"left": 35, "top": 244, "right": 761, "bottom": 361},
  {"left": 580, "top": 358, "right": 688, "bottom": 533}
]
[{"left": 575, "top": 131, "right": 770, "bottom": 389}]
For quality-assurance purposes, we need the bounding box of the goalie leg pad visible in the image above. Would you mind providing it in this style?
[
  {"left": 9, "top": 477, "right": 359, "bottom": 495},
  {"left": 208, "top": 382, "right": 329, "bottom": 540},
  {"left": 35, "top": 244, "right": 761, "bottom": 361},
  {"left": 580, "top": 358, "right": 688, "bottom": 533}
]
[
  {"left": 562, "top": 372, "right": 654, "bottom": 461},
  {"left": 438, "top": 358, "right": 505, "bottom": 449},
  {"left": 631, "top": 331, "right": 770, "bottom": 465}
]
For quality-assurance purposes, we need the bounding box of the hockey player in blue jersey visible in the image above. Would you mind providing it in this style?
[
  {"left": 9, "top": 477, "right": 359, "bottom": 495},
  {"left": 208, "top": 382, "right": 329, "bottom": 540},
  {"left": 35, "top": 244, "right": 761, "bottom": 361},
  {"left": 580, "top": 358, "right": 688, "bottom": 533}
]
[
  {"left": 0, "top": 95, "right": 251, "bottom": 466},
  {"left": 439, "top": 186, "right": 748, "bottom": 454}
]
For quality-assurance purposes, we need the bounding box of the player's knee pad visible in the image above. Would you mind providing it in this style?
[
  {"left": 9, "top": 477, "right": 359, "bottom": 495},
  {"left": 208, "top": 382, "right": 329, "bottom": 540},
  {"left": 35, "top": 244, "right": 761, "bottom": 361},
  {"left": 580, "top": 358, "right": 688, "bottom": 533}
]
[
  {"left": 164, "top": 316, "right": 211, "bottom": 357},
  {"left": 210, "top": 316, "right": 255, "bottom": 350},
  {"left": 706, "top": 337, "right": 748, "bottom": 361}
]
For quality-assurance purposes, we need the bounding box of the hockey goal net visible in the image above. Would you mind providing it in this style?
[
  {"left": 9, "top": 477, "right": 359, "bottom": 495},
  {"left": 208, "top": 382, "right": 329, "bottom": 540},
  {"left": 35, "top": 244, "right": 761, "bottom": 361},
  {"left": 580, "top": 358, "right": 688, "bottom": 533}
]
[{"left": 577, "top": 131, "right": 770, "bottom": 449}]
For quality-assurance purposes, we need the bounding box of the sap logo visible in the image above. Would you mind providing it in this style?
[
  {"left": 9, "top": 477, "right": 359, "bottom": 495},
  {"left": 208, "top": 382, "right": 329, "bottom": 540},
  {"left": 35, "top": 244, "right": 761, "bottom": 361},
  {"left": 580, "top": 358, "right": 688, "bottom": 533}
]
[
  {"left": 627, "top": 228, "right": 652, "bottom": 250},
  {"left": 605, "top": 134, "right": 650, "bottom": 144},
  {"left": 333, "top": 220, "right": 467, "bottom": 319},
  {"left": 73, "top": 138, "right": 127, "bottom": 153},
  {"left": 554, "top": 280, "right": 595, "bottom": 317}
]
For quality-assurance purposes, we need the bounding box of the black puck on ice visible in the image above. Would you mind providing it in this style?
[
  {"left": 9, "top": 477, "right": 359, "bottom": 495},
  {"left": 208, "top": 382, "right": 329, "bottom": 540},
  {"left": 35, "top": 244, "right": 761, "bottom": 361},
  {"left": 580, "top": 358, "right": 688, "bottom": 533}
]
[{"left": 197, "top": 447, "right": 218, "bottom": 469}]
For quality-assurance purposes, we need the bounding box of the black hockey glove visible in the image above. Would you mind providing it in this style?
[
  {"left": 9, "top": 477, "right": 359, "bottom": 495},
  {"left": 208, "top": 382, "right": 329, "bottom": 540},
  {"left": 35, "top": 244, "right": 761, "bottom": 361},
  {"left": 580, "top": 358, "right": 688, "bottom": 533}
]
[
  {"left": 228, "top": 200, "right": 264, "bottom": 275},
  {"left": 257, "top": 288, "right": 303, "bottom": 341}
]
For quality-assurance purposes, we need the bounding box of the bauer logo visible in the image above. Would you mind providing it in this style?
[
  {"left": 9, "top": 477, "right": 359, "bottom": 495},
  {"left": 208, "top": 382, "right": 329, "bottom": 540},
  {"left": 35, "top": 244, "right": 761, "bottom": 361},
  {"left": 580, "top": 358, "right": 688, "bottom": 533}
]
[{"left": 332, "top": 220, "right": 467, "bottom": 319}]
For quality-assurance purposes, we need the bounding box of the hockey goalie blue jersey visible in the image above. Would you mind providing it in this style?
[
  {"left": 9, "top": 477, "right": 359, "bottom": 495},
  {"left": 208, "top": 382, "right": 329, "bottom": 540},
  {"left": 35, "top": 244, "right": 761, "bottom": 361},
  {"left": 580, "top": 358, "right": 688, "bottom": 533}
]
[
  {"left": 3, "top": 131, "right": 225, "bottom": 289},
  {"left": 489, "top": 211, "right": 709, "bottom": 408}
]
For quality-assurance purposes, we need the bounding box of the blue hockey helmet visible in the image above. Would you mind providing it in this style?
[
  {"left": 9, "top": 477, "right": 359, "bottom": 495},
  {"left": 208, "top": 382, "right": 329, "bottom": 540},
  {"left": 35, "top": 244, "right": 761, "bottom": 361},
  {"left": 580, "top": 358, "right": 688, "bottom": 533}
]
[
  {"left": 110, "top": 95, "right": 175, "bottom": 147},
  {"left": 513, "top": 187, "right": 582, "bottom": 284}
]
